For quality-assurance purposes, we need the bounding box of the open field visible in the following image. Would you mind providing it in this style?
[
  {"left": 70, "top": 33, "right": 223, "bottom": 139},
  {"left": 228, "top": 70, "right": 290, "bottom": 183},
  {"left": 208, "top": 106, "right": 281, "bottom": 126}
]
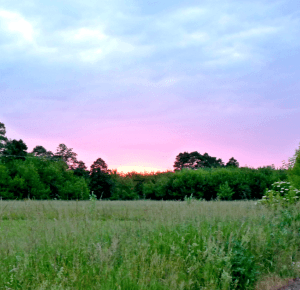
[{"left": 0, "top": 200, "right": 300, "bottom": 289}]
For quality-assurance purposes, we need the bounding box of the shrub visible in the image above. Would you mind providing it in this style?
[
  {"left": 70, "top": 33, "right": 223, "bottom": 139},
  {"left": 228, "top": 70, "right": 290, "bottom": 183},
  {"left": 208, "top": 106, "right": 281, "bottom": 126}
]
[
  {"left": 89, "top": 169, "right": 114, "bottom": 199},
  {"left": 59, "top": 177, "right": 90, "bottom": 200},
  {"left": 217, "top": 181, "right": 234, "bottom": 200},
  {"left": 288, "top": 149, "right": 300, "bottom": 190},
  {"left": 110, "top": 174, "right": 140, "bottom": 200},
  {"left": 0, "top": 164, "right": 12, "bottom": 199},
  {"left": 89, "top": 192, "right": 97, "bottom": 201},
  {"left": 184, "top": 193, "right": 196, "bottom": 204},
  {"left": 139, "top": 167, "right": 287, "bottom": 201},
  {"left": 259, "top": 181, "right": 300, "bottom": 209}
]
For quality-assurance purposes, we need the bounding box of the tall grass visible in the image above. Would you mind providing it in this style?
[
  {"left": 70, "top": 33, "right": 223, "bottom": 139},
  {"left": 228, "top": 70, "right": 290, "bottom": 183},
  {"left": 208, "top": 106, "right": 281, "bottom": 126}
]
[{"left": 0, "top": 200, "right": 299, "bottom": 289}]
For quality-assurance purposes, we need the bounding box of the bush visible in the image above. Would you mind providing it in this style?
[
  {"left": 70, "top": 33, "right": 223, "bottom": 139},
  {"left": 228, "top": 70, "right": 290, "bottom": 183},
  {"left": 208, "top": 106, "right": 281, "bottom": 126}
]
[
  {"left": 89, "top": 169, "right": 115, "bottom": 199},
  {"left": 288, "top": 150, "right": 300, "bottom": 190},
  {"left": 140, "top": 167, "right": 287, "bottom": 201},
  {"left": 259, "top": 181, "right": 300, "bottom": 209},
  {"left": 110, "top": 176, "right": 139, "bottom": 200},
  {"left": 58, "top": 177, "right": 89, "bottom": 200},
  {"left": 0, "top": 157, "right": 90, "bottom": 200},
  {"left": 0, "top": 164, "right": 12, "bottom": 199},
  {"left": 217, "top": 181, "right": 234, "bottom": 200}
]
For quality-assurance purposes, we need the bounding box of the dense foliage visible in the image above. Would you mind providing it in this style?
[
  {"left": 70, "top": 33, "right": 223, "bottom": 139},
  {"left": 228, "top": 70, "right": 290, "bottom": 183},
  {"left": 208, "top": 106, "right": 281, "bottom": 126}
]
[
  {"left": 0, "top": 156, "right": 288, "bottom": 201},
  {"left": 0, "top": 156, "right": 89, "bottom": 200},
  {"left": 0, "top": 121, "right": 298, "bottom": 201},
  {"left": 259, "top": 144, "right": 300, "bottom": 208},
  {"left": 141, "top": 167, "right": 287, "bottom": 201}
]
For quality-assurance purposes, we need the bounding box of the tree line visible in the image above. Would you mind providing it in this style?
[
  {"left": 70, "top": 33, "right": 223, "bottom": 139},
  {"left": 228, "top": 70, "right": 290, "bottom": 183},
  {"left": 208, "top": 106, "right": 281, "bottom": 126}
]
[
  {"left": 173, "top": 151, "right": 239, "bottom": 171},
  {"left": 0, "top": 121, "right": 290, "bottom": 200}
]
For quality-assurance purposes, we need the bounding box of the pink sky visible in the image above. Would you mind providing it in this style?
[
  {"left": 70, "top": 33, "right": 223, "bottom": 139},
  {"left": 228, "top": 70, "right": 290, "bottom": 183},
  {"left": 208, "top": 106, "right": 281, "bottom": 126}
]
[
  {"left": 3, "top": 116, "right": 299, "bottom": 174},
  {"left": 1, "top": 0, "right": 300, "bottom": 173}
]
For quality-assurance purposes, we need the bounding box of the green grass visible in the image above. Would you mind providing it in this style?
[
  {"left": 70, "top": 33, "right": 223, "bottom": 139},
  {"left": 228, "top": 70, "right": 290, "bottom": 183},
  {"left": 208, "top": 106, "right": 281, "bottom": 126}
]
[{"left": 0, "top": 199, "right": 300, "bottom": 289}]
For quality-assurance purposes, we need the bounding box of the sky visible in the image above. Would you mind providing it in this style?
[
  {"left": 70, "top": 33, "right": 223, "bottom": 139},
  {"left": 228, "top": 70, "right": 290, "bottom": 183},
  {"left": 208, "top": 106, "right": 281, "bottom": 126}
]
[{"left": 0, "top": 0, "right": 299, "bottom": 173}]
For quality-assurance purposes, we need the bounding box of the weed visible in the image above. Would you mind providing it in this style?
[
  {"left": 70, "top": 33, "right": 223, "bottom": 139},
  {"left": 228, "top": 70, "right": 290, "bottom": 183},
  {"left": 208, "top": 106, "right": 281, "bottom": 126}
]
[{"left": 0, "top": 200, "right": 299, "bottom": 289}]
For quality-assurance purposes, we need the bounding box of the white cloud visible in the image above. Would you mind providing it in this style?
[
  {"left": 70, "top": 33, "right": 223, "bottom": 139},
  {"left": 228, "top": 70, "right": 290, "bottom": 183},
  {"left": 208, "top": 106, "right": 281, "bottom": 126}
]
[
  {"left": 202, "top": 25, "right": 279, "bottom": 67},
  {"left": 0, "top": 0, "right": 298, "bottom": 74},
  {"left": 152, "top": 6, "right": 208, "bottom": 46},
  {"left": 178, "top": 32, "right": 209, "bottom": 48},
  {"left": 231, "top": 26, "right": 278, "bottom": 39},
  {"left": 54, "top": 26, "right": 151, "bottom": 64},
  {"left": 79, "top": 48, "right": 104, "bottom": 62},
  {"left": 0, "top": 8, "right": 58, "bottom": 57},
  {"left": 75, "top": 37, "right": 136, "bottom": 63},
  {"left": 0, "top": 9, "right": 35, "bottom": 42},
  {"left": 66, "top": 27, "right": 107, "bottom": 42},
  {"left": 205, "top": 44, "right": 250, "bottom": 65},
  {"left": 142, "top": 2, "right": 288, "bottom": 70},
  {"left": 167, "top": 6, "right": 207, "bottom": 22}
]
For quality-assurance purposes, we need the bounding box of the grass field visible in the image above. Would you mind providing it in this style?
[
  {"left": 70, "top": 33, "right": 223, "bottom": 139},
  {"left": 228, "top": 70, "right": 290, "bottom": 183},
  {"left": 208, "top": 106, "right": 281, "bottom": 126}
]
[{"left": 0, "top": 199, "right": 300, "bottom": 289}]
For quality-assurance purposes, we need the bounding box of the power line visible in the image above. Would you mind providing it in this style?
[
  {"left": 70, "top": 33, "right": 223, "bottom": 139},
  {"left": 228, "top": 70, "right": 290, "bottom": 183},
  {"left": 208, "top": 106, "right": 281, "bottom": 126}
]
[{"left": 0, "top": 154, "right": 59, "bottom": 160}]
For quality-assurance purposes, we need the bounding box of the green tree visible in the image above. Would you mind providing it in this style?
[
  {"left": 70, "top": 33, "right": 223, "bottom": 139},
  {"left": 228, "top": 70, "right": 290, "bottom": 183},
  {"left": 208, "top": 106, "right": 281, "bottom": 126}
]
[
  {"left": 2, "top": 139, "right": 28, "bottom": 162},
  {"left": 288, "top": 144, "right": 300, "bottom": 190},
  {"left": 110, "top": 175, "right": 138, "bottom": 200},
  {"left": 72, "top": 161, "right": 90, "bottom": 179},
  {"left": 8, "top": 159, "right": 50, "bottom": 199},
  {"left": 90, "top": 158, "right": 113, "bottom": 199},
  {"left": 28, "top": 156, "right": 89, "bottom": 200},
  {"left": 173, "top": 151, "right": 195, "bottom": 171},
  {"left": 38, "top": 160, "right": 68, "bottom": 199},
  {"left": 9, "top": 175, "right": 26, "bottom": 198},
  {"left": 282, "top": 143, "right": 300, "bottom": 169},
  {"left": 217, "top": 181, "right": 234, "bottom": 200},
  {"left": 199, "top": 152, "right": 224, "bottom": 168},
  {"left": 58, "top": 173, "right": 89, "bottom": 200},
  {"left": 226, "top": 157, "right": 239, "bottom": 168},
  {"left": 90, "top": 158, "right": 109, "bottom": 173},
  {"left": 0, "top": 163, "right": 13, "bottom": 199},
  {"left": 173, "top": 151, "right": 224, "bottom": 171},
  {"left": 31, "top": 145, "right": 54, "bottom": 159},
  {"left": 54, "top": 144, "right": 78, "bottom": 169}
]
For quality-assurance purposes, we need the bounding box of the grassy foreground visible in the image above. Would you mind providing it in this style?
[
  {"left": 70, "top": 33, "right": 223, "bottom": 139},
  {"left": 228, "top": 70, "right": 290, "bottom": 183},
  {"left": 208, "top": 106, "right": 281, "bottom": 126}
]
[{"left": 0, "top": 200, "right": 300, "bottom": 289}]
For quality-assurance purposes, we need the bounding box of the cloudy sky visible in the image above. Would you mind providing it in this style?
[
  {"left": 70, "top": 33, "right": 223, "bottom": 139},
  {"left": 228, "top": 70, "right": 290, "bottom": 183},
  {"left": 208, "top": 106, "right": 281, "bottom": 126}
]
[{"left": 0, "top": 0, "right": 299, "bottom": 173}]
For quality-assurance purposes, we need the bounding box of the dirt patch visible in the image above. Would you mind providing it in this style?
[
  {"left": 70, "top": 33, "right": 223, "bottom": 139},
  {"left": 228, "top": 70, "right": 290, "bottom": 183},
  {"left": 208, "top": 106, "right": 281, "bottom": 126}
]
[
  {"left": 256, "top": 277, "right": 300, "bottom": 290},
  {"left": 275, "top": 278, "right": 300, "bottom": 290}
]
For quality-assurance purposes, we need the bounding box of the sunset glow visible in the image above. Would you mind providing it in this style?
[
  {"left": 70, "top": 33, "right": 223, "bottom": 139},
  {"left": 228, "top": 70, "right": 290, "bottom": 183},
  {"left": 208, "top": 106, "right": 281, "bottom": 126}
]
[{"left": 115, "top": 166, "right": 170, "bottom": 175}]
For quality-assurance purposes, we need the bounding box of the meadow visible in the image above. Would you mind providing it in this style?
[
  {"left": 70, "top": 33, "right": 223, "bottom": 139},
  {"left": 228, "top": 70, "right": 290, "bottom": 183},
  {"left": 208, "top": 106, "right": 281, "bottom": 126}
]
[{"left": 1, "top": 199, "right": 300, "bottom": 289}]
